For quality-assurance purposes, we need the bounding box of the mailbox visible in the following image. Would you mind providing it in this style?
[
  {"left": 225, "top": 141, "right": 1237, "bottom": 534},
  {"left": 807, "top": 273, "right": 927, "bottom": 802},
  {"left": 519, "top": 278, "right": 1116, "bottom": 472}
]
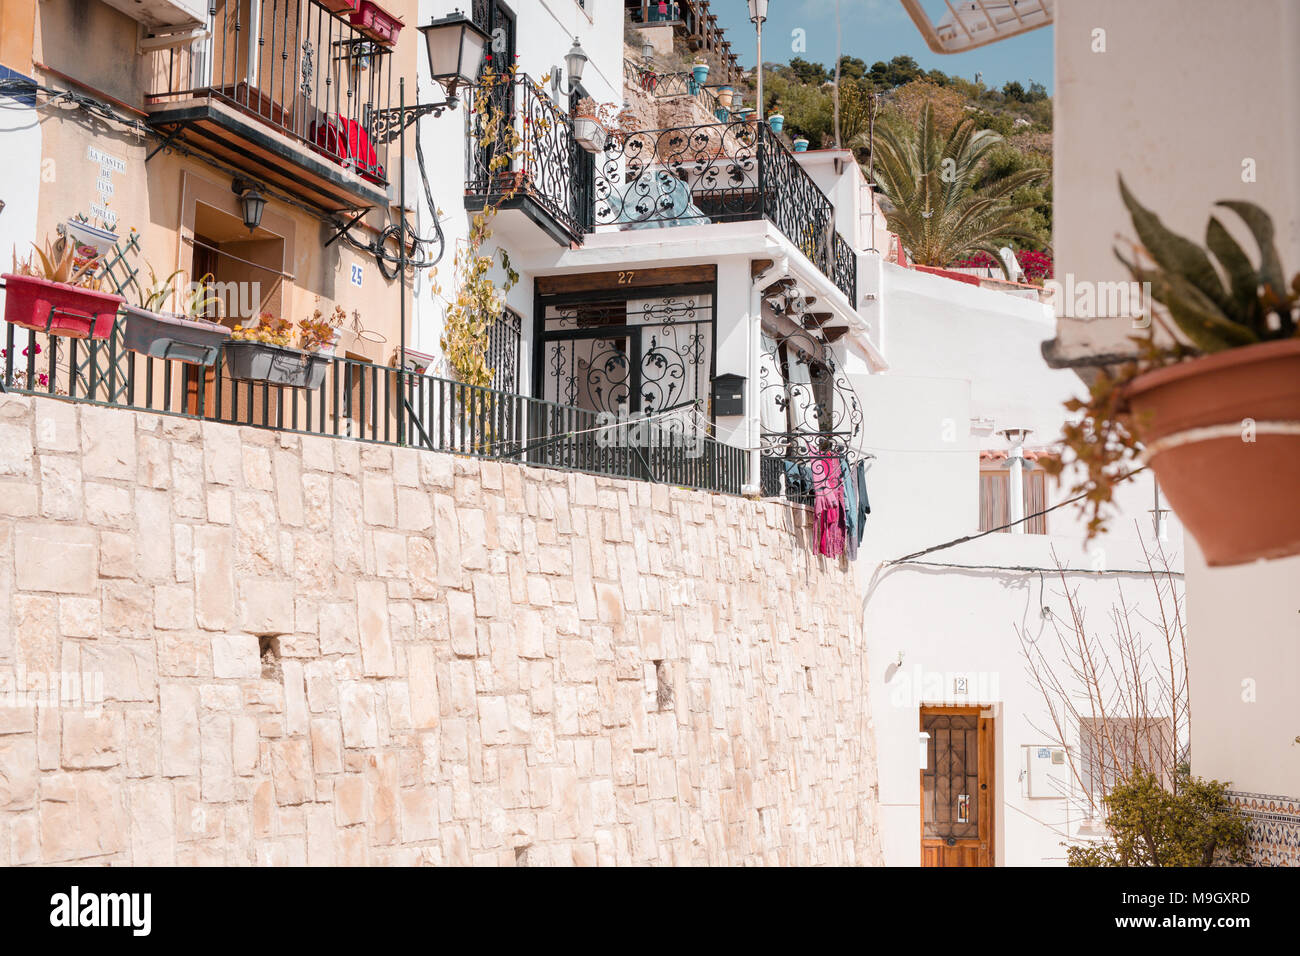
[{"left": 711, "top": 373, "right": 746, "bottom": 416}]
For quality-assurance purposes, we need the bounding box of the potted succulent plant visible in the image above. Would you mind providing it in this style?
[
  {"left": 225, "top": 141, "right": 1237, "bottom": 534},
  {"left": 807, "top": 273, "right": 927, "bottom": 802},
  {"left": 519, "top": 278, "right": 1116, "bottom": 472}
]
[
  {"left": 223, "top": 309, "right": 340, "bottom": 390},
  {"left": 1045, "top": 178, "right": 1300, "bottom": 566},
  {"left": 3, "top": 235, "right": 123, "bottom": 339},
  {"left": 121, "top": 266, "right": 230, "bottom": 366}
]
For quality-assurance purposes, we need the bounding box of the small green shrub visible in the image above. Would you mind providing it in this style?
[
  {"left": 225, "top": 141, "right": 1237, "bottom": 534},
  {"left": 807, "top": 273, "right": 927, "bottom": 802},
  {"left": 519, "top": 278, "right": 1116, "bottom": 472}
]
[{"left": 1067, "top": 767, "right": 1250, "bottom": 867}]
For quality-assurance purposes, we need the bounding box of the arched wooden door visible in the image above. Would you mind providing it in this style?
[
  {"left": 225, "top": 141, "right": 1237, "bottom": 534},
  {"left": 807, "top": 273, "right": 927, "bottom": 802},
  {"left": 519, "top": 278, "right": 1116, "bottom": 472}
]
[{"left": 920, "top": 707, "right": 995, "bottom": 866}]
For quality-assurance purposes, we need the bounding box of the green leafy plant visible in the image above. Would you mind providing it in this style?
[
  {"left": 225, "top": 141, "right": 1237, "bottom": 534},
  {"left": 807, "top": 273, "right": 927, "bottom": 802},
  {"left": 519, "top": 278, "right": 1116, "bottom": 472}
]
[
  {"left": 1068, "top": 767, "right": 1250, "bottom": 867},
  {"left": 182, "top": 273, "right": 224, "bottom": 320},
  {"left": 871, "top": 102, "right": 1048, "bottom": 271},
  {"left": 1044, "top": 183, "right": 1300, "bottom": 539}
]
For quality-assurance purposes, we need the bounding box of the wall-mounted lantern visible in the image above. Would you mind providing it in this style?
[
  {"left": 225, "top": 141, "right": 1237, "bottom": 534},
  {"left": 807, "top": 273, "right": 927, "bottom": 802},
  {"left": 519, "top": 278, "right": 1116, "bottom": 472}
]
[{"left": 232, "top": 179, "right": 267, "bottom": 233}]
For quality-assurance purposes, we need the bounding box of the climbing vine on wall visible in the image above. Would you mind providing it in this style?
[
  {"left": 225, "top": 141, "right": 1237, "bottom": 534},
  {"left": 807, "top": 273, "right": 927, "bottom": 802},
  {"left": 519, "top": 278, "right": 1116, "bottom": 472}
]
[{"left": 430, "top": 66, "right": 535, "bottom": 388}]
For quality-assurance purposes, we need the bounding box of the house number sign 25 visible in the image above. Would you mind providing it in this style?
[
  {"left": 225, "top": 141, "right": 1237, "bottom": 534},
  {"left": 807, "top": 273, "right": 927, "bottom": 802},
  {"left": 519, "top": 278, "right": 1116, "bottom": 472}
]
[{"left": 350, "top": 264, "right": 363, "bottom": 287}]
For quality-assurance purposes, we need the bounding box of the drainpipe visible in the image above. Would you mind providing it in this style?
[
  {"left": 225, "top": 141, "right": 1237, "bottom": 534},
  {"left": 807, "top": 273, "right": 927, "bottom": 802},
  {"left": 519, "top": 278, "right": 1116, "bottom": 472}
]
[{"left": 1001, "top": 427, "right": 1031, "bottom": 533}]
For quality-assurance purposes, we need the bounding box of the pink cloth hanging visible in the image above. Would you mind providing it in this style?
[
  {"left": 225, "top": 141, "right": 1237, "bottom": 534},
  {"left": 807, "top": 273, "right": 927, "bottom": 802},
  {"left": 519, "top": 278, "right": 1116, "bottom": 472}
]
[{"left": 813, "top": 454, "right": 845, "bottom": 558}]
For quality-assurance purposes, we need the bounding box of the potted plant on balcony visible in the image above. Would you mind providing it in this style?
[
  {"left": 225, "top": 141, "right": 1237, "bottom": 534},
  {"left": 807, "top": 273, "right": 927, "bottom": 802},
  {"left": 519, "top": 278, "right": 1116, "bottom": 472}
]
[
  {"left": 349, "top": 0, "right": 403, "bottom": 47},
  {"left": 691, "top": 57, "right": 710, "bottom": 92},
  {"left": 1045, "top": 179, "right": 1300, "bottom": 566},
  {"left": 792, "top": 136, "right": 810, "bottom": 152},
  {"left": 3, "top": 235, "right": 123, "bottom": 339},
  {"left": 716, "top": 86, "right": 734, "bottom": 109},
  {"left": 572, "top": 97, "right": 615, "bottom": 154},
  {"left": 223, "top": 309, "right": 339, "bottom": 390},
  {"left": 121, "top": 267, "right": 230, "bottom": 366},
  {"left": 768, "top": 109, "right": 785, "bottom": 134},
  {"left": 318, "top": 0, "right": 359, "bottom": 14}
]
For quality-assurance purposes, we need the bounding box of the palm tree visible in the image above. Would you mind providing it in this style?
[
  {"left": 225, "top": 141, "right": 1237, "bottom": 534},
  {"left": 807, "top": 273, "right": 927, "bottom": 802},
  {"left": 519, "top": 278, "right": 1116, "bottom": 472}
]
[{"left": 871, "top": 102, "right": 1048, "bottom": 271}]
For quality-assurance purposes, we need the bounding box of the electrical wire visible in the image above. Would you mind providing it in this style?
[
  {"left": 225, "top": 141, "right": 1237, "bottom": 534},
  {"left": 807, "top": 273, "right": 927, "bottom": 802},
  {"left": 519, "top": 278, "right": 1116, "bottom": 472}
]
[
  {"left": 890, "top": 559, "right": 1182, "bottom": 577},
  {"left": 884, "top": 466, "right": 1149, "bottom": 566}
]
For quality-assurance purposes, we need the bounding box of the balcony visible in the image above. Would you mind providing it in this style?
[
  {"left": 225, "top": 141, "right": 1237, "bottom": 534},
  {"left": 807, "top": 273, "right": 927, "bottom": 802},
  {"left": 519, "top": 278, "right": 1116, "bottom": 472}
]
[
  {"left": 464, "top": 75, "right": 592, "bottom": 247},
  {"left": 592, "top": 121, "right": 858, "bottom": 303},
  {"left": 144, "top": 0, "right": 393, "bottom": 212}
]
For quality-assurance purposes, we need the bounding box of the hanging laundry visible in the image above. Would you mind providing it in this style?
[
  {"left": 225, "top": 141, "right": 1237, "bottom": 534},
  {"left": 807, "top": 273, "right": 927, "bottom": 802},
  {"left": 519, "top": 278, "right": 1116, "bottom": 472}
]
[
  {"left": 813, "top": 454, "right": 845, "bottom": 558},
  {"left": 842, "top": 456, "right": 859, "bottom": 561},
  {"left": 854, "top": 459, "right": 871, "bottom": 544}
]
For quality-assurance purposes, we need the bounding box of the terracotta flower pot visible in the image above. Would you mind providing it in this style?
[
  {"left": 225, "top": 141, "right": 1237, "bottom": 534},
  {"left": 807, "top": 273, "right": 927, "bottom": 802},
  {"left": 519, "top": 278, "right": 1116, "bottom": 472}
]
[
  {"left": 2, "top": 273, "right": 123, "bottom": 339},
  {"left": 1124, "top": 338, "right": 1300, "bottom": 566}
]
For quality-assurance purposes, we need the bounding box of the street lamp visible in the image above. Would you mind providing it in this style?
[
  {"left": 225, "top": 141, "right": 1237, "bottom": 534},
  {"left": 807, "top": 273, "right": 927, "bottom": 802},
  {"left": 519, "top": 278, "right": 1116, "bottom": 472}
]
[
  {"left": 366, "top": 8, "right": 489, "bottom": 446},
  {"left": 419, "top": 9, "right": 490, "bottom": 110},
  {"left": 748, "top": 0, "right": 768, "bottom": 122}
]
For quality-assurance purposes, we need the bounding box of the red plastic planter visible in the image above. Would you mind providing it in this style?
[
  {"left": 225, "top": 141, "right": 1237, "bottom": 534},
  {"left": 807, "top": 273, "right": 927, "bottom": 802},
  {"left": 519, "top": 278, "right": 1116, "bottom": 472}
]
[
  {"left": 2, "top": 274, "right": 123, "bottom": 340},
  {"left": 349, "top": 1, "right": 402, "bottom": 46},
  {"left": 318, "top": 0, "right": 359, "bottom": 14}
]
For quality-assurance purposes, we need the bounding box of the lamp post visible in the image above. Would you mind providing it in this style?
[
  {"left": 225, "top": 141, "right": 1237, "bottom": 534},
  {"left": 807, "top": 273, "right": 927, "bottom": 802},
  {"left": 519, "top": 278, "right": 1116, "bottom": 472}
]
[
  {"left": 370, "top": 8, "right": 488, "bottom": 444},
  {"left": 748, "top": 0, "right": 767, "bottom": 122}
]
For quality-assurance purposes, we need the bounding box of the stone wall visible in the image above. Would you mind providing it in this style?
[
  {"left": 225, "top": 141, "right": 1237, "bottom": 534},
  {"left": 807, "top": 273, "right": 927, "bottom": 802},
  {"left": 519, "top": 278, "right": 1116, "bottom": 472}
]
[{"left": 0, "top": 393, "right": 882, "bottom": 866}]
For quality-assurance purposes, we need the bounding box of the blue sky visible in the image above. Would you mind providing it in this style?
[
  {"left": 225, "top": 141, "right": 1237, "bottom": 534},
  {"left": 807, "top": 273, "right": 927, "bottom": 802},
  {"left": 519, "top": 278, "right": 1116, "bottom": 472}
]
[{"left": 710, "top": 0, "right": 1054, "bottom": 93}]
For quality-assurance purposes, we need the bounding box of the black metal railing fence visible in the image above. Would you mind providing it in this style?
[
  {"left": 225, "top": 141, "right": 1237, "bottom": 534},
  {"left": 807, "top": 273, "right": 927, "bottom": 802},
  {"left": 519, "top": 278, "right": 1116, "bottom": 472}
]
[
  {"left": 1, "top": 321, "right": 747, "bottom": 497},
  {"left": 145, "top": 0, "right": 393, "bottom": 184}
]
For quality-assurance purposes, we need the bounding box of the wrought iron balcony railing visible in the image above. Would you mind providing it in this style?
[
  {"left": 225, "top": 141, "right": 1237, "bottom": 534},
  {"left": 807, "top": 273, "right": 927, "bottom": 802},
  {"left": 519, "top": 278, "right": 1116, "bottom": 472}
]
[
  {"left": 145, "top": 0, "right": 393, "bottom": 187},
  {"left": 592, "top": 121, "right": 858, "bottom": 303},
  {"left": 1, "top": 319, "right": 747, "bottom": 497},
  {"left": 464, "top": 74, "right": 592, "bottom": 243}
]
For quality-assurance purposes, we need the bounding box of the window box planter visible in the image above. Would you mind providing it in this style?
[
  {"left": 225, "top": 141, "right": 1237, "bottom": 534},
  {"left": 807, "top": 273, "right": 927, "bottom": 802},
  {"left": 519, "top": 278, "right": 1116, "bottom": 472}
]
[
  {"left": 1, "top": 273, "right": 123, "bottom": 339},
  {"left": 1124, "top": 338, "right": 1300, "bottom": 566},
  {"left": 349, "top": 1, "right": 402, "bottom": 47},
  {"left": 120, "top": 304, "right": 231, "bottom": 366},
  {"left": 573, "top": 115, "right": 609, "bottom": 154},
  {"left": 64, "top": 219, "right": 119, "bottom": 257},
  {"left": 318, "top": 0, "right": 359, "bottom": 13},
  {"left": 223, "top": 339, "right": 330, "bottom": 390}
]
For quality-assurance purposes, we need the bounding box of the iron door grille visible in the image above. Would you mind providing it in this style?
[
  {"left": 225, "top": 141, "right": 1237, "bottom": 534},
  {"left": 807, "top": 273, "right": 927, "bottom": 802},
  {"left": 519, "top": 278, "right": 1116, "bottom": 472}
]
[{"left": 923, "top": 714, "right": 980, "bottom": 841}]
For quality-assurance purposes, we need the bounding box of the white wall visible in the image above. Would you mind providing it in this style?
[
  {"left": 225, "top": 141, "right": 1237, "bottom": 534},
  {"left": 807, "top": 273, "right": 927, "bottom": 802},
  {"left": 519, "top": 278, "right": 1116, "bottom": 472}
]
[
  {"left": 1054, "top": 0, "right": 1300, "bottom": 804},
  {"left": 858, "top": 260, "right": 1185, "bottom": 866}
]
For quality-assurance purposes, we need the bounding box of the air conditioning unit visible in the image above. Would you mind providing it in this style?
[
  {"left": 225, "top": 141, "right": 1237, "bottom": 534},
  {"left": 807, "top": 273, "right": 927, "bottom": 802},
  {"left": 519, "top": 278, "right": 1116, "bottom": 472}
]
[{"left": 100, "top": 0, "right": 206, "bottom": 31}]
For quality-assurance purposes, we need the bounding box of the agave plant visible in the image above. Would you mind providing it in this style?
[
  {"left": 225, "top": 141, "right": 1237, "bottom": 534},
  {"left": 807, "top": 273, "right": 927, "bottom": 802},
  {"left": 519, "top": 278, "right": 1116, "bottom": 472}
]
[
  {"left": 1045, "top": 181, "right": 1300, "bottom": 542},
  {"left": 1116, "top": 176, "right": 1299, "bottom": 352},
  {"left": 12, "top": 236, "right": 102, "bottom": 290},
  {"left": 129, "top": 262, "right": 187, "bottom": 313}
]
